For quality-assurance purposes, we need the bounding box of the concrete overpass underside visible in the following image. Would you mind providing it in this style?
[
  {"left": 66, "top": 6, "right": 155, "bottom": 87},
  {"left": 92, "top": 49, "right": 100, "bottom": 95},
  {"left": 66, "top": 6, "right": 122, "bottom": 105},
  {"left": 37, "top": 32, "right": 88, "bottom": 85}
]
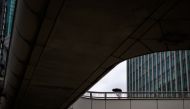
[{"left": 2, "top": 0, "right": 190, "bottom": 109}]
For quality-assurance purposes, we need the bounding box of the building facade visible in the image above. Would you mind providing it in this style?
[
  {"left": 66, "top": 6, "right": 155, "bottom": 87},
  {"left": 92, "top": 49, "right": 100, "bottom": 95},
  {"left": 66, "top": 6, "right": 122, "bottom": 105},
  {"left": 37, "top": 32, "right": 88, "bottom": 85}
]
[{"left": 127, "top": 50, "right": 190, "bottom": 93}]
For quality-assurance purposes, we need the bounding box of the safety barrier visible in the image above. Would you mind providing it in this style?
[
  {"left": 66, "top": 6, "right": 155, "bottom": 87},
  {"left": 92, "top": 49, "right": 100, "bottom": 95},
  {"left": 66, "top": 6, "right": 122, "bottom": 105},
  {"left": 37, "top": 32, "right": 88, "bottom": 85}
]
[
  {"left": 82, "top": 91, "right": 190, "bottom": 99},
  {"left": 69, "top": 91, "right": 190, "bottom": 109}
]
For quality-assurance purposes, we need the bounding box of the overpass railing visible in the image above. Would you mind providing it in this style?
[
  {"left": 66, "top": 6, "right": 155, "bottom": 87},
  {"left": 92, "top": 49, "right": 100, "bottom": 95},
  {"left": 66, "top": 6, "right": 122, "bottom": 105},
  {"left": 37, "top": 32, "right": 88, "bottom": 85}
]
[{"left": 82, "top": 91, "right": 190, "bottom": 99}]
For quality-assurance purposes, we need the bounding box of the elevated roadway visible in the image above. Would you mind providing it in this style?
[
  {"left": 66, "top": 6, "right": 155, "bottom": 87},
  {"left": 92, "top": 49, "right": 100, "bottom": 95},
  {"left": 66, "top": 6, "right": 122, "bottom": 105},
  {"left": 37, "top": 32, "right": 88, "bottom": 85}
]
[{"left": 2, "top": 0, "right": 190, "bottom": 109}]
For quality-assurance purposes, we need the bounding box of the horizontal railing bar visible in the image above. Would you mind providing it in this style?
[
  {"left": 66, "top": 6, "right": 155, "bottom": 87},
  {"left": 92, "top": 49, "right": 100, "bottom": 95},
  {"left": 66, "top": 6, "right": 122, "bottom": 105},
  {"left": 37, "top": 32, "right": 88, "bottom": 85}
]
[
  {"left": 82, "top": 91, "right": 190, "bottom": 99},
  {"left": 85, "top": 91, "right": 190, "bottom": 93}
]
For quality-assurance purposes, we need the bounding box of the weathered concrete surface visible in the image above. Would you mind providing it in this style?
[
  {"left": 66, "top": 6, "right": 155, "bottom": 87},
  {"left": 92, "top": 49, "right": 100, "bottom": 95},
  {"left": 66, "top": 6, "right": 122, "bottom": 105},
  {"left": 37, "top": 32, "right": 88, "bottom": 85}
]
[{"left": 72, "top": 98, "right": 190, "bottom": 109}]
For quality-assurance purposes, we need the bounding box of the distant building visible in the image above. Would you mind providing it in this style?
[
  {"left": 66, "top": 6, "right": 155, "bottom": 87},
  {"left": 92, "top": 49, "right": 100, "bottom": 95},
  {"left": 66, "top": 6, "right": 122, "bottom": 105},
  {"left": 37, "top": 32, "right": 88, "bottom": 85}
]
[{"left": 127, "top": 50, "right": 190, "bottom": 93}]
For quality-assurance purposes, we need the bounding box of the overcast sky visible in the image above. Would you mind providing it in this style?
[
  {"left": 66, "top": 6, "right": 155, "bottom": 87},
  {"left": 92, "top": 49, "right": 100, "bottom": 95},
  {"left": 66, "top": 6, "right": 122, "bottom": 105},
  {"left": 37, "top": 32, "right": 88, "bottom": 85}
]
[{"left": 89, "top": 61, "right": 127, "bottom": 92}]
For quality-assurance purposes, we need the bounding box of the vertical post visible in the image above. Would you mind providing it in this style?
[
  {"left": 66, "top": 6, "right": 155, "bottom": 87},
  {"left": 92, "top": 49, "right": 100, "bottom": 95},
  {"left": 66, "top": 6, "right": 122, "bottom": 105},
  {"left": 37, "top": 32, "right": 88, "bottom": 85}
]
[
  {"left": 126, "top": 60, "right": 128, "bottom": 94},
  {"left": 90, "top": 92, "right": 93, "bottom": 109},
  {"left": 105, "top": 92, "right": 106, "bottom": 109}
]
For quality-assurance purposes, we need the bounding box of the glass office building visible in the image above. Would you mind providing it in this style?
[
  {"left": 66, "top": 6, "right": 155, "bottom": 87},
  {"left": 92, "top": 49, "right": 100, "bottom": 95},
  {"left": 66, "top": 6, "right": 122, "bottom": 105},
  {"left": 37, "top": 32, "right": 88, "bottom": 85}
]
[{"left": 127, "top": 50, "right": 190, "bottom": 93}]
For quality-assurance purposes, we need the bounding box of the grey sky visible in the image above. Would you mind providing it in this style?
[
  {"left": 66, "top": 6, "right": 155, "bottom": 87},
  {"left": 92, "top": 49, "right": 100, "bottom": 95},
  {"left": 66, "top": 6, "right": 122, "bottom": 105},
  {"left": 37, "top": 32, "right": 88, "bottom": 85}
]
[{"left": 89, "top": 61, "right": 127, "bottom": 92}]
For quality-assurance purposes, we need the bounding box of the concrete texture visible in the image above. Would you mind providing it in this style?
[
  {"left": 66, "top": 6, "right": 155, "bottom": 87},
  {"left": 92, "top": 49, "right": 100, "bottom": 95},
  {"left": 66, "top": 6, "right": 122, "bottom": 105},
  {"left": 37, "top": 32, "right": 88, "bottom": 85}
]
[{"left": 71, "top": 98, "right": 189, "bottom": 109}]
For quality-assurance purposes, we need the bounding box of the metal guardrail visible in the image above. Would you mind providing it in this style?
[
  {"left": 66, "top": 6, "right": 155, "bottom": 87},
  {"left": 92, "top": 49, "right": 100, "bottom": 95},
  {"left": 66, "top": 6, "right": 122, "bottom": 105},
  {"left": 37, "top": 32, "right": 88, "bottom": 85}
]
[{"left": 82, "top": 91, "right": 190, "bottom": 99}]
